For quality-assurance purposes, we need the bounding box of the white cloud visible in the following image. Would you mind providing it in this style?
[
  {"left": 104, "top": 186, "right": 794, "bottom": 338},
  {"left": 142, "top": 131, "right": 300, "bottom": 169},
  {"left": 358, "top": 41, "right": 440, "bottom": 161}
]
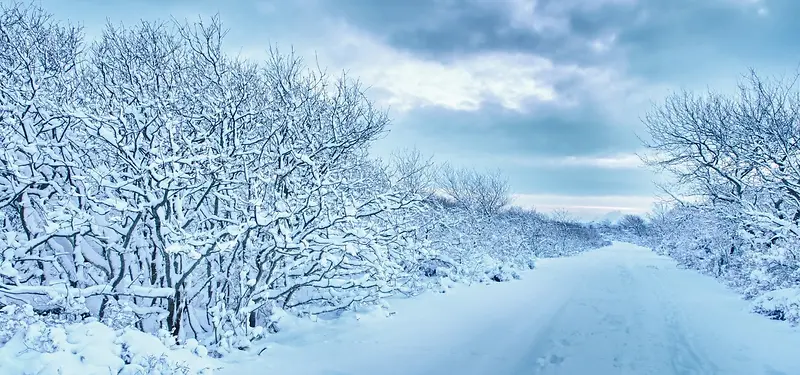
[
  {"left": 501, "top": 0, "right": 570, "bottom": 34},
  {"left": 721, "top": 0, "right": 769, "bottom": 15},
  {"left": 271, "top": 22, "right": 634, "bottom": 113},
  {"left": 310, "top": 24, "right": 564, "bottom": 112},
  {"left": 232, "top": 4, "right": 650, "bottom": 115},
  {"left": 499, "top": 153, "right": 645, "bottom": 169},
  {"left": 490, "top": 0, "right": 637, "bottom": 36},
  {"left": 560, "top": 153, "right": 643, "bottom": 168},
  {"left": 590, "top": 33, "right": 618, "bottom": 53},
  {"left": 511, "top": 193, "right": 656, "bottom": 220}
]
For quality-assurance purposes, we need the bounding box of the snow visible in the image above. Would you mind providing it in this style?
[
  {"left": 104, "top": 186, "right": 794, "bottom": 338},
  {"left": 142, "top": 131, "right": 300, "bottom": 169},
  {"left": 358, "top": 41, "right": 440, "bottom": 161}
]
[
  {"left": 0, "top": 4, "right": 606, "bottom": 352},
  {"left": 220, "top": 242, "right": 800, "bottom": 375},
  {"left": 752, "top": 287, "right": 800, "bottom": 323},
  {"left": 2, "top": 4, "right": 799, "bottom": 375},
  {"left": 0, "top": 306, "right": 219, "bottom": 375}
]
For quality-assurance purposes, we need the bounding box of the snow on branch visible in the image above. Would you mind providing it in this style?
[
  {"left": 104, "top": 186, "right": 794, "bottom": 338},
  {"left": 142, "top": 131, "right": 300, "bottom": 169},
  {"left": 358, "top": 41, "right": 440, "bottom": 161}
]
[{"left": 0, "top": 2, "right": 607, "bottom": 352}]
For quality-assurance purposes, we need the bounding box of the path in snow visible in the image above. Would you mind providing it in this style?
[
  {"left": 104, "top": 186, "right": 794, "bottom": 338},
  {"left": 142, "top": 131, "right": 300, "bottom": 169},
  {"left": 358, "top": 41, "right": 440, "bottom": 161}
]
[{"left": 222, "top": 243, "right": 800, "bottom": 375}]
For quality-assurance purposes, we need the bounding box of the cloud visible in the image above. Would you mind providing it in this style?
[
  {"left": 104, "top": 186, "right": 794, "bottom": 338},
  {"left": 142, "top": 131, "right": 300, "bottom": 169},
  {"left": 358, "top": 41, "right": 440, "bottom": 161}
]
[
  {"left": 306, "top": 24, "right": 574, "bottom": 112},
  {"left": 237, "top": 0, "right": 664, "bottom": 118},
  {"left": 511, "top": 193, "right": 656, "bottom": 220},
  {"left": 494, "top": 0, "right": 638, "bottom": 35},
  {"left": 505, "top": 153, "right": 644, "bottom": 169},
  {"left": 714, "top": 0, "right": 769, "bottom": 15},
  {"left": 589, "top": 33, "right": 619, "bottom": 53},
  {"left": 447, "top": 150, "right": 650, "bottom": 171},
  {"left": 724, "top": 0, "right": 768, "bottom": 12},
  {"left": 255, "top": 18, "right": 642, "bottom": 114}
]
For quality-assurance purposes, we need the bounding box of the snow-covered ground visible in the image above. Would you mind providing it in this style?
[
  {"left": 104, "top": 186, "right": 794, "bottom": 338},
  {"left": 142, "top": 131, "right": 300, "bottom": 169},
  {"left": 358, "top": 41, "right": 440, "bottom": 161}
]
[
  {"left": 221, "top": 242, "right": 800, "bottom": 375},
  {"left": 0, "top": 312, "right": 219, "bottom": 375}
]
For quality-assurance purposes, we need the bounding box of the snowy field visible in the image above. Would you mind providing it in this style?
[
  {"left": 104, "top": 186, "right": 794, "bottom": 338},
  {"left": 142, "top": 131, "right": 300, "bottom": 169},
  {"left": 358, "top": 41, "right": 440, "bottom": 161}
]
[
  {"left": 221, "top": 242, "right": 800, "bottom": 375},
  {"left": 3, "top": 3, "right": 800, "bottom": 375}
]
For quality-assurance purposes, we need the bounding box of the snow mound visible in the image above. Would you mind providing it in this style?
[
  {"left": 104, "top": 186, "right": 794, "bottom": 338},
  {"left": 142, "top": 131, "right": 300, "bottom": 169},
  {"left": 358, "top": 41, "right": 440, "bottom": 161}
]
[
  {"left": 752, "top": 288, "right": 800, "bottom": 323},
  {"left": 474, "top": 255, "right": 524, "bottom": 283},
  {"left": 0, "top": 305, "right": 220, "bottom": 375}
]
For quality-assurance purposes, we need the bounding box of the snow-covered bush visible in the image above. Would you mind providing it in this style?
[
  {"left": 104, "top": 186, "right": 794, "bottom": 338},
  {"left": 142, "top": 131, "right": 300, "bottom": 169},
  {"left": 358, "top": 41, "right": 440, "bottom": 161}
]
[
  {"left": 640, "top": 69, "right": 800, "bottom": 322},
  {"left": 631, "top": 202, "right": 800, "bottom": 323},
  {"left": 412, "top": 196, "right": 604, "bottom": 287},
  {"left": 646, "top": 205, "right": 737, "bottom": 277},
  {"left": 597, "top": 214, "right": 651, "bottom": 245},
  {"left": 752, "top": 288, "right": 800, "bottom": 324},
  {"left": 0, "top": 304, "right": 218, "bottom": 375},
  {"left": 0, "top": 2, "right": 608, "bottom": 355},
  {"left": 0, "top": 3, "right": 425, "bottom": 347}
]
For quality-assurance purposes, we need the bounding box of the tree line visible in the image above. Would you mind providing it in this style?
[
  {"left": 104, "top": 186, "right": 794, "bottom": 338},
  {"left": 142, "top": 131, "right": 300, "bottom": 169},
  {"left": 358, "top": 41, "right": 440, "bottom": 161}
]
[
  {"left": 0, "top": 3, "right": 606, "bottom": 352},
  {"left": 612, "top": 69, "right": 800, "bottom": 323}
]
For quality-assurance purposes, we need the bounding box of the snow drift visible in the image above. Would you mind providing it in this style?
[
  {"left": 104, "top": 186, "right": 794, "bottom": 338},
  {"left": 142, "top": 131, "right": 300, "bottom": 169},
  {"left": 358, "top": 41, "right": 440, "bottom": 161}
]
[{"left": 0, "top": 304, "right": 219, "bottom": 375}]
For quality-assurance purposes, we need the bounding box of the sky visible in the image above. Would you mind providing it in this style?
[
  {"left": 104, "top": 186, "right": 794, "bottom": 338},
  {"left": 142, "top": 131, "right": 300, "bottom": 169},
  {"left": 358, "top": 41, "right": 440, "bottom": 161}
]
[{"left": 16, "top": 0, "right": 800, "bottom": 220}]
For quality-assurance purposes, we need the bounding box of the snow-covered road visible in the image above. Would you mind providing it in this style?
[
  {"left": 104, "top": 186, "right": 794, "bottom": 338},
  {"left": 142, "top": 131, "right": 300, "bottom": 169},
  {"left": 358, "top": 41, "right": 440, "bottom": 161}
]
[{"left": 223, "top": 243, "right": 800, "bottom": 375}]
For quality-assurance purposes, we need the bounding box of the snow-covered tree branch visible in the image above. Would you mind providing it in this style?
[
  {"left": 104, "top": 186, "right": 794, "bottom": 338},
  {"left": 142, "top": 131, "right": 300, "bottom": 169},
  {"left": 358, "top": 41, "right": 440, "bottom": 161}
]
[
  {"left": 0, "top": 3, "right": 608, "bottom": 353},
  {"left": 638, "top": 69, "right": 800, "bottom": 323}
]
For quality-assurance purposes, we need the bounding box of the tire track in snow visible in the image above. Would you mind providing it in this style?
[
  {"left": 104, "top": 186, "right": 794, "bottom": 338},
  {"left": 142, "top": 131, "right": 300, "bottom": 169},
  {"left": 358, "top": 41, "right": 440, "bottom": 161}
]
[
  {"left": 222, "top": 243, "right": 800, "bottom": 375},
  {"left": 636, "top": 257, "right": 722, "bottom": 375},
  {"left": 523, "top": 260, "right": 646, "bottom": 374}
]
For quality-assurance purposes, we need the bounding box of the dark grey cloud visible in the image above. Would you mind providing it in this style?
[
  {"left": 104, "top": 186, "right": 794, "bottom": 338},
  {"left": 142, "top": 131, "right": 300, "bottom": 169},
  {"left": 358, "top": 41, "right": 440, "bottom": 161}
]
[
  {"left": 338, "top": 0, "right": 800, "bottom": 202},
  {"left": 316, "top": 0, "right": 636, "bottom": 65},
  {"left": 617, "top": 0, "right": 800, "bottom": 82},
  {"left": 317, "top": 0, "right": 800, "bottom": 84},
  {"left": 25, "top": 0, "right": 800, "bottom": 215}
]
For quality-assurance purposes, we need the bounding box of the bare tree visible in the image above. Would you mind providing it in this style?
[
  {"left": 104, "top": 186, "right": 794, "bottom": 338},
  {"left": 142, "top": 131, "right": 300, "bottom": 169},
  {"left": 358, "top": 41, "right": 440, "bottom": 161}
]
[
  {"left": 549, "top": 209, "right": 575, "bottom": 223},
  {"left": 617, "top": 214, "right": 648, "bottom": 237},
  {"left": 0, "top": 3, "right": 611, "bottom": 350},
  {"left": 389, "top": 147, "right": 437, "bottom": 198},
  {"left": 642, "top": 68, "right": 800, "bottom": 304},
  {"left": 643, "top": 70, "right": 800, "bottom": 242},
  {"left": 438, "top": 164, "right": 511, "bottom": 215}
]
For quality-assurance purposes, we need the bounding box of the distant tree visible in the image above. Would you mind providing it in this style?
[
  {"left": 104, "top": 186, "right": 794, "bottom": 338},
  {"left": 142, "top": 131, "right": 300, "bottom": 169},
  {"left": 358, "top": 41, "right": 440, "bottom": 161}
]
[
  {"left": 438, "top": 164, "right": 511, "bottom": 215},
  {"left": 617, "top": 214, "right": 648, "bottom": 237},
  {"left": 641, "top": 68, "right": 800, "bottom": 313},
  {"left": 0, "top": 2, "right": 612, "bottom": 349},
  {"left": 642, "top": 70, "right": 800, "bottom": 242},
  {"left": 389, "top": 147, "right": 437, "bottom": 198},
  {"left": 549, "top": 209, "right": 575, "bottom": 223}
]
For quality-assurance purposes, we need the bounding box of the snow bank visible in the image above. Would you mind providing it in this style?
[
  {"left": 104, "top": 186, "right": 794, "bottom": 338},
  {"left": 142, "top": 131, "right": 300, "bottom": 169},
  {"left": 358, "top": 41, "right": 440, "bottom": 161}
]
[
  {"left": 752, "top": 287, "right": 800, "bottom": 324},
  {"left": 0, "top": 305, "right": 220, "bottom": 375},
  {"left": 633, "top": 204, "right": 800, "bottom": 324},
  {"left": 466, "top": 254, "right": 525, "bottom": 283}
]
